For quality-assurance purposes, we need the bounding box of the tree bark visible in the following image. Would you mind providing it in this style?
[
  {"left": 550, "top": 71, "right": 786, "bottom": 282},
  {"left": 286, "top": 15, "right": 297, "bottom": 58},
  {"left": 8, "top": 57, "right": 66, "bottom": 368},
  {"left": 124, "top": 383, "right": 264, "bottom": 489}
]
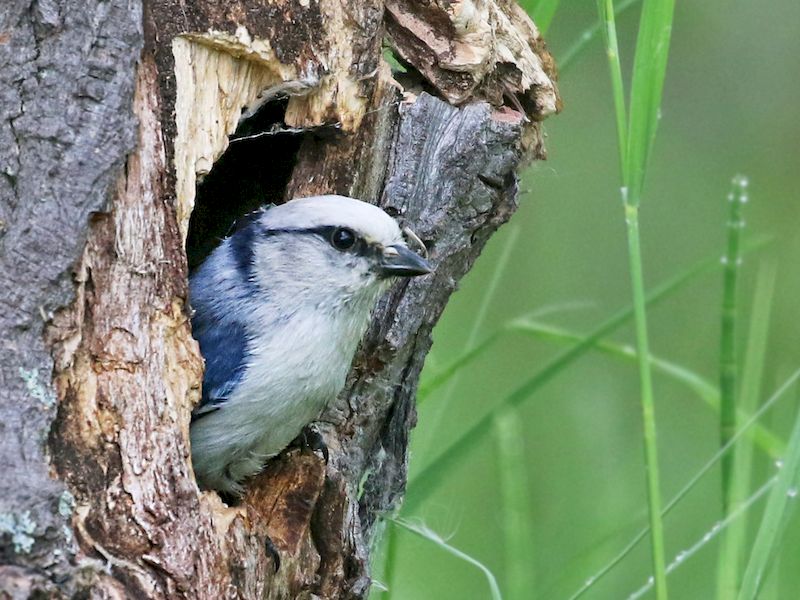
[{"left": 0, "top": 1, "right": 559, "bottom": 598}]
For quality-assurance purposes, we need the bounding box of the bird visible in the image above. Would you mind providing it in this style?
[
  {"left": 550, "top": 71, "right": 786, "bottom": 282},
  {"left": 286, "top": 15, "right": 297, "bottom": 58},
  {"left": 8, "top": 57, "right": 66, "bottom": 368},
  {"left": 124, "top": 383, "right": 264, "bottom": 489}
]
[{"left": 188, "top": 195, "right": 432, "bottom": 495}]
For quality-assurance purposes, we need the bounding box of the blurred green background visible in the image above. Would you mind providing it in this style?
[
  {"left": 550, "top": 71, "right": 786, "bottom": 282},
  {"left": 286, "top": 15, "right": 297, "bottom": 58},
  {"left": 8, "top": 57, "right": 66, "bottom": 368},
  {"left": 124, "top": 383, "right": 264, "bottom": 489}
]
[{"left": 376, "top": 1, "right": 800, "bottom": 598}]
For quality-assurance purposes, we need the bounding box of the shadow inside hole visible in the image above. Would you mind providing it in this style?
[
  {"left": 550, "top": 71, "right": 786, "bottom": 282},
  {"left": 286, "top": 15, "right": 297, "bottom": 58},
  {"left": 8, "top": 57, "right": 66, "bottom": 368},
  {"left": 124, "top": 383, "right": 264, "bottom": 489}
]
[{"left": 186, "top": 98, "right": 302, "bottom": 271}]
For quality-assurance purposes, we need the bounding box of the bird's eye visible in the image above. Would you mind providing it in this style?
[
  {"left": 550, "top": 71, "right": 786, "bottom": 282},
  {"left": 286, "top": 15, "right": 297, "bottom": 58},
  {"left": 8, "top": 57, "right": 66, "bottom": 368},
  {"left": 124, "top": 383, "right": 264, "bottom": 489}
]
[{"left": 330, "top": 227, "right": 357, "bottom": 251}]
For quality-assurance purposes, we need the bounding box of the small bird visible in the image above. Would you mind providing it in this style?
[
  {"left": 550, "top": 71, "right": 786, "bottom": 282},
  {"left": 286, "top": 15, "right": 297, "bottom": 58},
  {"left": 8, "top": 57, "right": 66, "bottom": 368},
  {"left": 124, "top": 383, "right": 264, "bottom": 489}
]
[{"left": 189, "top": 195, "right": 432, "bottom": 494}]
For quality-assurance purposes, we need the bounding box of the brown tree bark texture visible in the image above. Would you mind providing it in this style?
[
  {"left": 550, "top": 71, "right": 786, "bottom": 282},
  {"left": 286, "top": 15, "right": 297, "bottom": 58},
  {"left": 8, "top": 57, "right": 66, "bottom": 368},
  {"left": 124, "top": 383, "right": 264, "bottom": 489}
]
[{"left": 0, "top": 0, "right": 558, "bottom": 598}]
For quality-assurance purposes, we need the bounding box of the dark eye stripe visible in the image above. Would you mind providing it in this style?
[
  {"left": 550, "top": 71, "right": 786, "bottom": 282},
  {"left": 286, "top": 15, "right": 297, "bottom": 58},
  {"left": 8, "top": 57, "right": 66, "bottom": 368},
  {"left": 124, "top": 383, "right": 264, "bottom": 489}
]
[{"left": 261, "top": 225, "right": 376, "bottom": 258}]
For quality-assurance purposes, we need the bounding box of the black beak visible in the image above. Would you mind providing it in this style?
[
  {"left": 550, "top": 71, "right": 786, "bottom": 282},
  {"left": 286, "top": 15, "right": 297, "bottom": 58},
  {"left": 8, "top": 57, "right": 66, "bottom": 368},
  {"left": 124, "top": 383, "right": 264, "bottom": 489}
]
[{"left": 380, "top": 244, "right": 432, "bottom": 278}]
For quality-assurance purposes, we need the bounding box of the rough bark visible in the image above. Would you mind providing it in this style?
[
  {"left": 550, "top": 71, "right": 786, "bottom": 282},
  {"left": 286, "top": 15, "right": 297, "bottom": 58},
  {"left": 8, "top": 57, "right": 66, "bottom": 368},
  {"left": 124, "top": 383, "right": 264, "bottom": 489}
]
[{"left": 0, "top": 0, "right": 558, "bottom": 598}]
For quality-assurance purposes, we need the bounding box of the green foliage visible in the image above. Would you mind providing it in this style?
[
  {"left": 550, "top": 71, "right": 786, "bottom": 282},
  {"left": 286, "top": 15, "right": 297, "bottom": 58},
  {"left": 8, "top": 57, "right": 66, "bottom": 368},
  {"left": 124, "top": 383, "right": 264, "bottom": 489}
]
[
  {"left": 526, "top": 0, "right": 561, "bottom": 35},
  {"left": 596, "top": 0, "right": 677, "bottom": 594},
  {"left": 568, "top": 368, "right": 800, "bottom": 599},
  {"left": 718, "top": 260, "right": 778, "bottom": 597},
  {"left": 719, "top": 176, "right": 750, "bottom": 516},
  {"left": 624, "top": 0, "right": 675, "bottom": 206},
  {"left": 406, "top": 252, "right": 717, "bottom": 514},
  {"left": 738, "top": 394, "right": 800, "bottom": 599},
  {"left": 494, "top": 409, "right": 536, "bottom": 597},
  {"left": 559, "top": 0, "right": 641, "bottom": 73},
  {"left": 511, "top": 319, "right": 785, "bottom": 459},
  {"left": 375, "top": 1, "right": 800, "bottom": 598},
  {"left": 391, "top": 519, "right": 503, "bottom": 600}
]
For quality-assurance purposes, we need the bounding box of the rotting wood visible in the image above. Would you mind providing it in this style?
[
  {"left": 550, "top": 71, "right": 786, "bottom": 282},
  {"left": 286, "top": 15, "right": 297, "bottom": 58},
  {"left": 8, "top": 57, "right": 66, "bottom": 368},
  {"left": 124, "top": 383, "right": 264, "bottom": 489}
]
[
  {"left": 0, "top": 0, "right": 559, "bottom": 597},
  {"left": 385, "top": 0, "right": 561, "bottom": 116}
]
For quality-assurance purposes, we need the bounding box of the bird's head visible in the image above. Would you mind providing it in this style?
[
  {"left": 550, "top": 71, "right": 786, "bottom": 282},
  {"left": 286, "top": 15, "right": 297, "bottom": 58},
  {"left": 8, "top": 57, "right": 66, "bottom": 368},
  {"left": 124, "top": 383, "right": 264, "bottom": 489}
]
[{"left": 230, "top": 195, "right": 431, "bottom": 309}]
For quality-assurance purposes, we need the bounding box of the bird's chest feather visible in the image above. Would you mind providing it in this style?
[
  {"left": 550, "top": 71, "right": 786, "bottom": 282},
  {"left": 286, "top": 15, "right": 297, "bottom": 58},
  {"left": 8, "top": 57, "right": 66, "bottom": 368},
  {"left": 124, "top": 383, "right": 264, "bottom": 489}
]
[{"left": 229, "top": 303, "right": 370, "bottom": 436}]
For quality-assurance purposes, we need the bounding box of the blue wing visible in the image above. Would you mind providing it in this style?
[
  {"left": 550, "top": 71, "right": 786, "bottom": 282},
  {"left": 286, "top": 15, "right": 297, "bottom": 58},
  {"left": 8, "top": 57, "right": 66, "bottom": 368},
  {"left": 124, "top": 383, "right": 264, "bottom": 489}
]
[
  {"left": 191, "top": 308, "right": 249, "bottom": 420},
  {"left": 190, "top": 213, "right": 269, "bottom": 420}
]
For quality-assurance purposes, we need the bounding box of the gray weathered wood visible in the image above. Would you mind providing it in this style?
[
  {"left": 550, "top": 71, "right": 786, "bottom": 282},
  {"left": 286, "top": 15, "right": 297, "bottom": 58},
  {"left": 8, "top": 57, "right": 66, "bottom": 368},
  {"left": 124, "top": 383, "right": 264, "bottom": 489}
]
[{"left": 0, "top": 0, "right": 142, "bottom": 588}]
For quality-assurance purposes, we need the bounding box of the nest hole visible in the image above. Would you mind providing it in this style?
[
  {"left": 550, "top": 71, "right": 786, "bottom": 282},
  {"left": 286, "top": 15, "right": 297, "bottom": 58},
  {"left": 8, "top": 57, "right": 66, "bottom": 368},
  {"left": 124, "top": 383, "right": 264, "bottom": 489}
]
[{"left": 186, "top": 98, "right": 302, "bottom": 271}]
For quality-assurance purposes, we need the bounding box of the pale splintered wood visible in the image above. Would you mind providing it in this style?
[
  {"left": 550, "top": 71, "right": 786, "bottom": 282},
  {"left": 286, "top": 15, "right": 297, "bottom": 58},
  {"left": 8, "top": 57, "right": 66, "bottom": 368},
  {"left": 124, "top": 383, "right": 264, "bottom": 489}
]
[
  {"left": 385, "top": 0, "right": 560, "bottom": 117},
  {"left": 173, "top": 35, "right": 287, "bottom": 239}
]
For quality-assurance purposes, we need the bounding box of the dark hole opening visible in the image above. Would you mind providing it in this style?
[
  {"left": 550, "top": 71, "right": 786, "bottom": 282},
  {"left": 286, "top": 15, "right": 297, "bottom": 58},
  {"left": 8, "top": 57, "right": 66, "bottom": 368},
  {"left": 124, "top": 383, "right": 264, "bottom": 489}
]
[{"left": 186, "top": 98, "right": 302, "bottom": 271}]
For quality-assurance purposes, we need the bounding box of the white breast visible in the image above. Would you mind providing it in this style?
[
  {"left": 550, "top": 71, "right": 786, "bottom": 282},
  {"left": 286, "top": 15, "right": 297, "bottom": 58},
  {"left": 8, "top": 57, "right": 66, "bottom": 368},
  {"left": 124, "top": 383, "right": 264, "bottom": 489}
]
[{"left": 189, "top": 297, "right": 375, "bottom": 493}]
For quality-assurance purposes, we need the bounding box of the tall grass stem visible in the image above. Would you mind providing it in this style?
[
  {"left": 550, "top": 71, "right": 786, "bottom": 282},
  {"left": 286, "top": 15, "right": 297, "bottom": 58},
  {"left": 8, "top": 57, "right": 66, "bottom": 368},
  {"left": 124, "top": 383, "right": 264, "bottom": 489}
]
[
  {"left": 597, "top": 0, "right": 629, "bottom": 177},
  {"left": 624, "top": 203, "right": 668, "bottom": 598},
  {"left": 567, "top": 367, "right": 800, "bottom": 600},
  {"left": 529, "top": 0, "right": 562, "bottom": 35},
  {"left": 560, "top": 0, "right": 642, "bottom": 73},
  {"left": 406, "top": 253, "right": 717, "bottom": 513},
  {"left": 717, "top": 258, "right": 777, "bottom": 597},
  {"left": 494, "top": 409, "right": 536, "bottom": 598},
  {"left": 625, "top": 0, "right": 676, "bottom": 206},
  {"left": 511, "top": 320, "right": 785, "bottom": 458},
  {"left": 719, "top": 175, "right": 750, "bottom": 513},
  {"left": 596, "top": 0, "right": 677, "bottom": 593},
  {"left": 628, "top": 476, "right": 777, "bottom": 600},
  {"left": 738, "top": 388, "right": 800, "bottom": 598}
]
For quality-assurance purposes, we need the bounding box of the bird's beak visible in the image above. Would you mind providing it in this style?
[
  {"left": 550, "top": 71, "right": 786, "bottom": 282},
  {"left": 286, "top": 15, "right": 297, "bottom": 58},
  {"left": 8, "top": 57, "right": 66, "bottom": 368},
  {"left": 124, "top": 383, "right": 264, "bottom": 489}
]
[{"left": 380, "top": 244, "right": 432, "bottom": 278}]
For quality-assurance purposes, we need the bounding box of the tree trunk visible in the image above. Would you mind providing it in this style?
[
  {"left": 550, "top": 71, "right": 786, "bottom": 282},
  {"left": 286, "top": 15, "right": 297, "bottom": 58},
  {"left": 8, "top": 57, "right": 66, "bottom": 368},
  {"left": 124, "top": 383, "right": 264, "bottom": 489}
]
[{"left": 0, "top": 1, "right": 558, "bottom": 598}]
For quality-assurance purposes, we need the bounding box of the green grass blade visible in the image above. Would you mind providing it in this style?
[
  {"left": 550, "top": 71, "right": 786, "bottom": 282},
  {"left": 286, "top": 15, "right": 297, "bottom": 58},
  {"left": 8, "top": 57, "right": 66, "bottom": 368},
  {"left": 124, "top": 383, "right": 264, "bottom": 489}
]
[
  {"left": 559, "top": 0, "right": 642, "bottom": 74},
  {"left": 382, "top": 521, "right": 399, "bottom": 597},
  {"left": 738, "top": 392, "right": 800, "bottom": 599},
  {"left": 625, "top": 203, "right": 669, "bottom": 599},
  {"left": 509, "top": 320, "right": 784, "bottom": 458},
  {"left": 419, "top": 303, "right": 591, "bottom": 403},
  {"left": 759, "top": 550, "right": 782, "bottom": 600},
  {"left": 597, "top": 0, "right": 629, "bottom": 175},
  {"left": 628, "top": 476, "right": 777, "bottom": 600},
  {"left": 512, "top": 319, "right": 717, "bottom": 399},
  {"left": 419, "top": 237, "right": 770, "bottom": 406},
  {"left": 494, "top": 409, "right": 536, "bottom": 599},
  {"left": 419, "top": 226, "right": 518, "bottom": 412},
  {"left": 527, "top": 0, "right": 561, "bottom": 35},
  {"left": 405, "top": 252, "right": 719, "bottom": 514},
  {"left": 739, "top": 384, "right": 800, "bottom": 600},
  {"left": 597, "top": 0, "right": 678, "bottom": 593},
  {"left": 720, "top": 175, "right": 750, "bottom": 514},
  {"left": 718, "top": 258, "right": 778, "bottom": 597},
  {"left": 625, "top": 0, "right": 676, "bottom": 205},
  {"left": 566, "top": 367, "right": 800, "bottom": 600},
  {"left": 392, "top": 518, "right": 503, "bottom": 600},
  {"left": 462, "top": 225, "right": 520, "bottom": 355},
  {"left": 417, "top": 332, "right": 503, "bottom": 403}
]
